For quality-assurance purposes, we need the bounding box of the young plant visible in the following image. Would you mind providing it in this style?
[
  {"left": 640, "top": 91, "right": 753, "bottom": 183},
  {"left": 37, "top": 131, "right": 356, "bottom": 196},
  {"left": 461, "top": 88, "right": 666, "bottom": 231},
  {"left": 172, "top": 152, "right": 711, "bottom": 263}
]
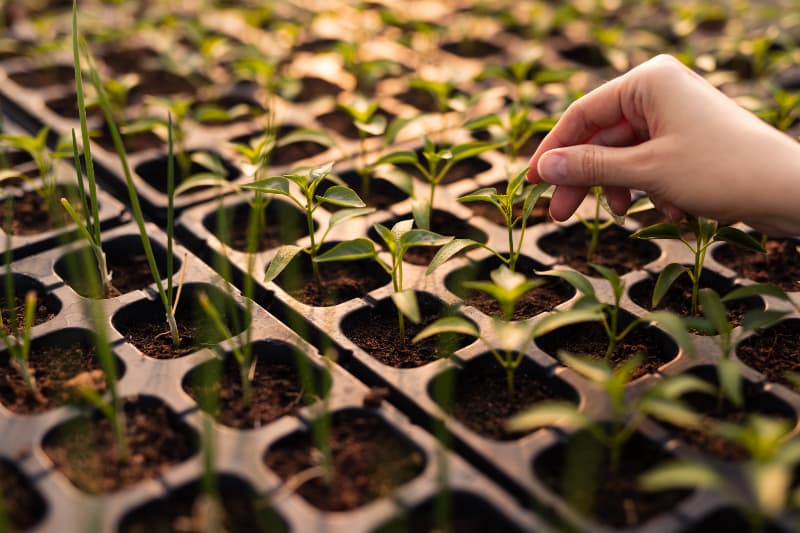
[
  {"left": 322, "top": 218, "right": 452, "bottom": 343},
  {"left": 0, "top": 127, "right": 63, "bottom": 213},
  {"left": 508, "top": 352, "right": 714, "bottom": 473},
  {"left": 60, "top": 9, "right": 111, "bottom": 296},
  {"left": 687, "top": 286, "right": 792, "bottom": 407},
  {"left": 370, "top": 137, "right": 499, "bottom": 229},
  {"left": 464, "top": 104, "right": 556, "bottom": 161},
  {"left": 427, "top": 167, "right": 550, "bottom": 273},
  {"left": 580, "top": 186, "right": 644, "bottom": 262},
  {"left": 414, "top": 266, "right": 596, "bottom": 395},
  {"left": 640, "top": 415, "right": 800, "bottom": 533},
  {"left": 83, "top": 40, "right": 182, "bottom": 344},
  {"left": 242, "top": 162, "right": 375, "bottom": 290},
  {"left": 632, "top": 214, "right": 766, "bottom": 315},
  {"left": 540, "top": 264, "right": 695, "bottom": 362},
  {"left": 0, "top": 227, "right": 40, "bottom": 401}
]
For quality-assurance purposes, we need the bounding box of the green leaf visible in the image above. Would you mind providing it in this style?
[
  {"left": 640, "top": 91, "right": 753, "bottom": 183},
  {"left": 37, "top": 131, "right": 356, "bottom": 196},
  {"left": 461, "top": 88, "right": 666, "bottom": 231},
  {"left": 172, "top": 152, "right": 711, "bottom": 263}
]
[
  {"left": 329, "top": 206, "right": 375, "bottom": 228},
  {"left": 631, "top": 223, "right": 682, "bottom": 240},
  {"left": 698, "top": 288, "right": 731, "bottom": 336},
  {"left": 241, "top": 176, "right": 292, "bottom": 196},
  {"left": 641, "top": 311, "right": 696, "bottom": 358},
  {"left": 458, "top": 187, "right": 499, "bottom": 204},
  {"left": 314, "top": 239, "right": 376, "bottom": 263},
  {"left": 373, "top": 223, "right": 395, "bottom": 248},
  {"left": 639, "top": 461, "right": 724, "bottom": 492},
  {"left": 384, "top": 117, "right": 418, "bottom": 146},
  {"left": 277, "top": 128, "right": 334, "bottom": 148},
  {"left": 319, "top": 185, "right": 366, "bottom": 207},
  {"left": 536, "top": 269, "right": 595, "bottom": 298},
  {"left": 522, "top": 182, "right": 550, "bottom": 221},
  {"left": 627, "top": 196, "right": 655, "bottom": 215},
  {"left": 722, "top": 283, "right": 790, "bottom": 303},
  {"left": 493, "top": 319, "right": 537, "bottom": 352},
  {"left": 371, "top": 150, "right": 418, "bottom": 167},
  {"left": 392, "top": 290, "right": 420, "bottom": 324},
  {"left": 190, "top": 151, "right": 226, "bottom": 176},
  {"left": 639, "top": 397, "right": 702, "bottom": 429},
  {"left": 717, "top": 358, "right": 744, "bottom": 407},
  {"left": 506, "top": 402, "right": 587, "bottom": 433},
  {"left": 741, "top": 309, "right": 790, "bottom": 331},
  {"left": 174, "top": 175, "right": 240, "bottom": 196},
  {"left": 559, "top": 351, "right": 612, "bottom": 383},
  {"left": 449, "top": 141, "right": 502, "bottom": 163},
  {"left": 589, "top": 263, "right": 621, "bottom": 290},
  {"left": 399, "top": 229, "right": 452, "bottom": 248},
  {"left": 264, "top": 245, "right": 304, "bottom": 283},
  {"left": 413, "top": 316, "right": 478, "bottom": 343},
  {"left": 411, "top": 199, "right": 430, "bottom": 230},
  {"left": 714, "top": 227, "right": 765, "bottom": 253},
  {"left": 531, "top": 308, "right": 604, "bottom": 338},
  {"left": 649, "top": 374, "right": 716, "bottom": 400},
  {"left": 426, "top": 239, "right": 481, "bottom": 274},
  {"left": 354, "top": 114, "right": 387, "bottom": 136},
  {"left": 652, "top": 263, "right": 690, "bottom": 307},
  {"left": 463, "top": 114, "right": 503, "bottom": 130}
]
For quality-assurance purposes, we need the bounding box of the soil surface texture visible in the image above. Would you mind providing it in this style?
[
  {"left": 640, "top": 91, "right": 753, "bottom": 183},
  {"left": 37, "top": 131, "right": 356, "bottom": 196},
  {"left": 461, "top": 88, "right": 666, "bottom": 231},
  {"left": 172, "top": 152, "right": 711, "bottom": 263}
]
[
  {"left": 43, "top": 398, "right": 195, "bottom": 493},
  {"left": 263, "top": 411, "right": 425, "bottom": 511},
  {"left": 0, "top": 460, "right": 46, "bottom": 530},
  {"left": 713, "top": 237, "right": 800, "bottom": 292},
  {"left": 736, "top": 319, "right": 800, "bottom": 390}
]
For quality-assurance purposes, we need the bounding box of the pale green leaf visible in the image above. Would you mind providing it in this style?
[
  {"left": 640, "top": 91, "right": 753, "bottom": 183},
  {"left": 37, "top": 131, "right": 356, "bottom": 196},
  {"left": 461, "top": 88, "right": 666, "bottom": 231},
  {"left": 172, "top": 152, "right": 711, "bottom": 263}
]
[
  {"left": 392, "top": 290, "right": 420, "bottom": 324},
  {"left": 426, "top": 239, "right": 481, "bottom": 274},
  {"left": 559, "top": 351, "right": 611, "bottom": 383},
  {"left": 639, "top": 461, "right": 724, "bottom": 492},
  {"left": 631, "top": 223, "right": 682, "bottom": 240},
  {"left": 413, "top": 316, "right": 478, "bottom": 343},
  {"left": 717, "top": 358, "right": 743, "bottom": 407},
  {"left": 698, "top": 288, "right": 731, "bottom": 336},
  {"left": 264, "top": 245, "right": 304, "bottom": 283},
  {"left": 714, "top": 227, "right": 765, "bottom": 253},
  {"left": 652, "top": 263, "right": 690, "bottom": 307},
  {"left": 314, "top": 239, "right": 376, "bottom": 263},
  {"left": 400, "top": 229, "right": 452, "bottom": 248},
  {"left": 531, "top": 309, "right": 603, "bottom": 338},
  {"left": 641, "top": 310, "right": 696, "bottom": 358},
  {"left": 506, "top": 402, "right": 587, "bottom": 432},
  {"left": 329, "top": 206, "right": 375, "bottom": 228},
  {"left": 722, "top": 283, "right": 790, "bottom": 303},
  {"left": 536, "top": 269, "right": 595, "bottom": 297},
  {"left": 319, "top": 185, "right": 366, "bottom": 207}
]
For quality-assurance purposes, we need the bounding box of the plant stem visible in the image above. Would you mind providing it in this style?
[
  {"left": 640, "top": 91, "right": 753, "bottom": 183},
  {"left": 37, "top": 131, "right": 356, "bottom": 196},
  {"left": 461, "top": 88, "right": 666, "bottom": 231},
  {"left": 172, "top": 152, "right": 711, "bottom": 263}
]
[
  {"left": 587, "top": 192, "right": 601, "bottom": 262},
  {"left": 691, "top": 243, "right": 708, "bottom": 315}
]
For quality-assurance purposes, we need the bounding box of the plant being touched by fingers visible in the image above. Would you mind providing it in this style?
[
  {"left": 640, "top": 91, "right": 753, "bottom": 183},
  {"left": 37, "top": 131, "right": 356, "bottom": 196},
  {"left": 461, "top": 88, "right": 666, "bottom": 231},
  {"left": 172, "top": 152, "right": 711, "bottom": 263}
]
[
  {"left": 243, "top": 162, "right": 376, "bottom": 291},
  {"left": 640, "top": 415, "right": 800, "bottom": 533},
  {"left": 580, "top": 187, "right": 653, "bottom": 263},
  {"left": 632, "top": 214, "right": 765, "bottom": 315},
  {"left": 424, "top": 167, "right": 550, "bottom": 273},
  {"left": 508, "top": 353, "right": 714, "bottom": 473},
  {"left": 414, "top": 265, "right": 601, "bottom": 395},
  {"left": 539, "top": 264, "right": 695, "bottom": 363}
]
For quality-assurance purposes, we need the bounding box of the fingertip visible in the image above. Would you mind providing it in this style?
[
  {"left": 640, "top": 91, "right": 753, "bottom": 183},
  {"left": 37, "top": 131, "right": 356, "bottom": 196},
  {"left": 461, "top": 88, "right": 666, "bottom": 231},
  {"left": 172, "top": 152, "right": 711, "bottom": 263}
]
[
  {"left": 549, "top": 185, "right": 589, "bottom": 221},
  {"left": 605, "top": 186, "right": 631, "bottom": 216}
]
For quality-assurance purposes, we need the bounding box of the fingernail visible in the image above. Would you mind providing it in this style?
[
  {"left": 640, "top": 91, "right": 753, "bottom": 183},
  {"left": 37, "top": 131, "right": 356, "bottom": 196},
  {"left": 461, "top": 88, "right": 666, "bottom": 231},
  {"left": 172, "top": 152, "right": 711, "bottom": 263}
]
[{"left": 538, "top": 154, "right": 567, "bottom": 183}]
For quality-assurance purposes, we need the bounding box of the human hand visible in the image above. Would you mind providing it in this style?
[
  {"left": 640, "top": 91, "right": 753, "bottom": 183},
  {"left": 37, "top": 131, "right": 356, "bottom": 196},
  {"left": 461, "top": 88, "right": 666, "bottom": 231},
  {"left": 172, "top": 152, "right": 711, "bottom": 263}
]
[{"left": 527, "top": 54, "right": 800, "bottom": 236}]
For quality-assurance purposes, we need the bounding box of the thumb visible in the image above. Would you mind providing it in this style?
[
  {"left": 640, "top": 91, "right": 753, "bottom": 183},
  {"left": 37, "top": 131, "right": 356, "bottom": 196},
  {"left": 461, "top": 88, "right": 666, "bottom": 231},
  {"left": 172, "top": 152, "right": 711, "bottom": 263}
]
[{"left": 537, "top": 144, "right": 650, "bottom": 190}]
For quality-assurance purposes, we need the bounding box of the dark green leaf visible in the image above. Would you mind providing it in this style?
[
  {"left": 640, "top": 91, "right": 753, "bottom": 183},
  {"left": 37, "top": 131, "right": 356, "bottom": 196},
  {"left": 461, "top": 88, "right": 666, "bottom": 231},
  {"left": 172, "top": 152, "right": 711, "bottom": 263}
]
[
  {"left": 631, "top": 223, "right": 682, "bottom": 240},
  {"left": 652, "top": 263, "right": 689, "bottom": 307},
  {"left": 713, "top": 227, "right": 766, "bottom": 253}
]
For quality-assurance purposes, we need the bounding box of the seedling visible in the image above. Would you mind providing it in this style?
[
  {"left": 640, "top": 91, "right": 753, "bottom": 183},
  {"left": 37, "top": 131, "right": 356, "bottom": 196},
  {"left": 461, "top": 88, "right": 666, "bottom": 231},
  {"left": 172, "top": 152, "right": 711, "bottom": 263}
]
[
  {"left": 83, "top": 36, "right": 183, "bottom": 345},
  {"left": 758, "top": 87, "right": 800, "bottom": 133},
  {"left": 687, "top": 286, "right": 792, "bottom": 407},
  {"left": 414, "top": 265, "right": 597, "bottom": 395},
  {"left": 426, "top": 167, "right": 550, "bottom": 273},
  {"left": 632, "top": 214, "right": 765, "bottom": 315},
  {"left": 336, "top": 96, "right": 416, "bottom": 199},
  {"left": 60, "top": 9, "right": 111, "bottom": 295},
  {"left": 539, "top": 264, "right": 694, "bottom": 362},
  {"left": 508, "top": 352, "right": 714, "bottom": 472},
  {"left": 317, "top": 218, "right": 451, "bottom": 343},
  {"left": 464, "top": 104, "right": 556, "bottom": 161},
  {"left": 579, "top": 187, "right": 652, "bottom": 263},
  {"left": 370, "top": 137, "right": 499, "bottom": 229},
  {"left": 242, "top": 162, "right": 375, "bottom": 290},
  {"left": 0, "top": 127, "right": 64, "bottom": 214},
  {"left": 333, "top": 40, "right": 404, "bottom": 93},
  {"left": 640, "top": 415, "right": 800, "bottom": 533}
]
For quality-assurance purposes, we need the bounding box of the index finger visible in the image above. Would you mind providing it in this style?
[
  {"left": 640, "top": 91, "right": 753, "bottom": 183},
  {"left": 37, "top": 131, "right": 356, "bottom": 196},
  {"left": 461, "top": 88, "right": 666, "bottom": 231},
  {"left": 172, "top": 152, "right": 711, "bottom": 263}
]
[{"left": 527, "top": 73, "right": 638, "bottom": 183}]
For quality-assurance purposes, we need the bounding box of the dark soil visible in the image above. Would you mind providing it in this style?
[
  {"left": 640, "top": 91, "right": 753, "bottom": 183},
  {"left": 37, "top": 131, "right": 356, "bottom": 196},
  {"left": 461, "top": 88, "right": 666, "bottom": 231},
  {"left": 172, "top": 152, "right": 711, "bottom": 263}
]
[
  {"left": 43, "top": 398, "right": 195, "bottom": 493},
  {"left": 119, "top": 477, "right": 287, "bottom": 533},
  {"left": 316, "top": 107, "right": 395, "bottom": 140},
  {"left": 0, "top": 290, "right": 56, "bottom": 335},
  {"left": 131, "top": 69, "right": 207, "bottom": 97},
  {"left": 375, "top": 491, "right": 525, "bottom": 533},
  {"left": 629, "top": 271, "right": 759, "bottom": 329},
  {"left": 342, "top": 293, "right": 472, "bottom": 368},
  {"left": 0, "top": 188, "right": 76, "bottom": 235},
  {"left": 93, "top": 122, "right": 163, "bottom": 154},
  {"left": 203, "top": 199, "right": 309, "bottom": 253},
  {"left": 446, "top": 256, "right": 574, "bottom": 320},
  {"left": 534, "top": 430, "right": 691, "bottom": 528},
  {"left": 0, "top": 337, "right": 112, "bottom": 414},
  {"left": 263, "top": 411, "right": 425, "bottom": 511},
  {"left": 45, "top": 92, "right": 105, "bottom": 120},
  {"left": 8, "top": 65, "right": 73, "bottom": 88},
  {"left": 462, "top": 183, "right": 551, "bottom": 227},
  {"left": 0, "top": 460, "right": 46, "bottom": 531},
  {"left": 274, "top": 252, "right": 390, "bottom": 306},
  {"left": 441, "top": 39, "right": 502, "bottom": 58},
  {"left": 192, "top": 96, "right": 262, "bottom": 126},
  {"left": 135, "top": 151, "right": 240, "bottom": 194},
  {"left": 434, "top": 356, "right": 577, "bottom": 441},
  {"left": 713, "top": 237, "right": 800, "bottom": 292},
  {"left": 375, "top": 210, "right": 486, "bottom": 266},
  {"left": 736, "top": 319, "right": 800, "bottom": 390},
  {"left": 538, "top": 224, "right": 660, "bottom": 275},
  {"left": 185, "top": 354, "right": 309, "bottom": 429},
  {"left": 270, "top": 139, "right": 328, "bottom": 166},
  {"left": 291, "top": 76, "right": 341, "bottom": 102},
  {"left": 684, "top": 507, "right": 785, "bottom": 533},
  {"left": 100, "top": 47, "right": 160, "bottom": 75},
  {"left": 557, "top": 42, "right": 611, "bottom": 67},
  {"left": 394, "top": 87, "right": 467, "bottom": 113},
  {"left": 535, "top": 318, "right": 677, "bottom": 379}
]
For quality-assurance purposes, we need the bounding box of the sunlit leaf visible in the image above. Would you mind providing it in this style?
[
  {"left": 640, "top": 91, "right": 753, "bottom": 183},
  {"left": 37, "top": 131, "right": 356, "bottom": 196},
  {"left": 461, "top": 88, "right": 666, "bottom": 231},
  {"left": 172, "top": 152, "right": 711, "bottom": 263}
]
[
  {"left": 319, "top": 185, "right": 366, "bottom": 207},
  {"left": 652, "top": 263, "right": 689, "bottom": 307},
  {"left": 413, "top": 316, "right": 478, "bottom": 343},
  {"left": 559, "top": 351, "right": 611, "bottom": 383},
  {"left": 717, "top": 358, "right": 743, "bottom": 407},
  {"left": 639, "top": 461, "right": 724, "bottom": 492},
  {"left": 426, "top": 239, "right": 481, "bottom": 274},
  {"left": 722, "top": 283, "right": 790, "bottom": 303},
  {"left": 314, "top": 239, "right": 376, "bottom": 263},
  {"left": 642, "top": 310, "right": 695, "bottom": 358},
  {"left": 329, "top": 206, "right": 374, "bottom": 228},
  {"left": 698, "top": 288, "right": 731, "bottom": 336},
  {"left": 714, "top": 227, "right": 765, "bottom": 253},
  {"left": 392, "top": 289, "right": 420, "bottom": 323},
  {"left": 631, "top": 223, "right": 682, "bottom": 240},
  {"left": 506, "top": 401, "right": 587, "bottom": 432},
  {"left": 531, "top": 309, "right": 603, "bottom": 338},
  {"left": 264, "top": 245, "right": 303, "bottom": 283},
  {"left": 536, "top": 269, "right": 595, "bottom": 297}
]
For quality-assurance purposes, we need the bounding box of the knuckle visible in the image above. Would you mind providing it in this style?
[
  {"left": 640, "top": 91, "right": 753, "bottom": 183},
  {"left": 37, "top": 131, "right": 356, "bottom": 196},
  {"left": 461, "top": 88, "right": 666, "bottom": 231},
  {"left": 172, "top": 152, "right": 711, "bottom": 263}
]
[{"left": 580, "top": 146, "right": 605, "bottom": 186}]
